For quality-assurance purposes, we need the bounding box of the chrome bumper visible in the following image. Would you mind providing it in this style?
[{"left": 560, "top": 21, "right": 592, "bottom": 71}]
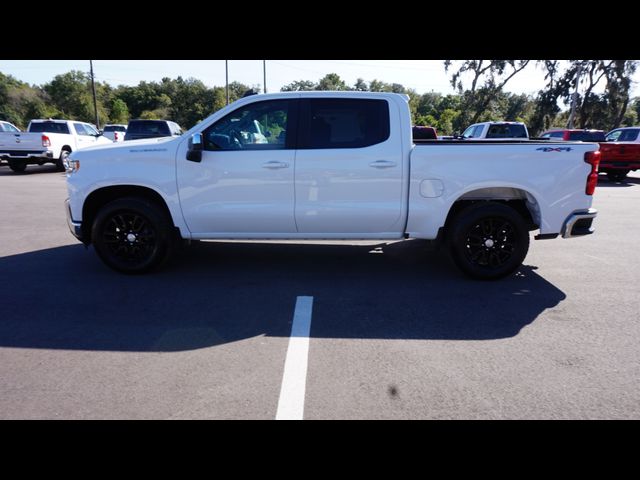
[
  {"left": 65, "top": 199, "right": 83, "bottom": 241},
  {"left": 562, "top": 208, "right": 597, "bottom": 238}
]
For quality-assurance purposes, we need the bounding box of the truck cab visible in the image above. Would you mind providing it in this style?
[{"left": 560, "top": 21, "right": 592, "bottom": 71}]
[{"left": 462, "top": 122, "right": 529, "bottom": 140}]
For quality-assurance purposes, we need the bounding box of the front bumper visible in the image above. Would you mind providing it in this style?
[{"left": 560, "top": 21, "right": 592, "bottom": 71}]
[
  {"left": 561, "top": 208, "right": 597, "bottom": 238},
  {"left": 65, "top": 199, "right": 83, "bottom": 241}
]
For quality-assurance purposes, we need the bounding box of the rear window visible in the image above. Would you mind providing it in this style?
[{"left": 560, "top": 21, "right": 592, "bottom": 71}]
[
  {"left": 301, "top": 98, "right": 390, "bottom": 149},
  {"left": 486, "top": 124, "right": 527, "bottom": 138},
  {"left": 28, "top": 121, "right": 70, "bottom": 134},
  {"left": 412, "top": 126, "right": 437, "bottom": 140},
  {"left": 104, "top": 125, "right": 127, "bottom": 132},
  {"left": 127, "top": 120, "right": 171, "bottom": 136},
  {"left": 568, "top": 131, "right": 606, "bottom": 142}
]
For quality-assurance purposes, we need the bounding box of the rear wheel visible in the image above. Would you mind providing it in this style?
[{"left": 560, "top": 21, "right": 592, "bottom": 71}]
[
  {"left": 447, "top": 202, "right": 530, "bottom": 280},
  {"left": 56, "top": 149, "right": 70, "bottom": 172},
  {"left": 8, "top": 160, "right": 27, "bottom": 173},
  {"left": 607, "top": 170, "right": 628, "bottom": 182},
  {"left": 91, "top": 197, "right": 175, "bottom": 274}
]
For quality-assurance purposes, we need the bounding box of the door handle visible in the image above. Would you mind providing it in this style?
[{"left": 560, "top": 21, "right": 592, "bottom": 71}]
[
  {"left": 369, "top": 160, "right": 397, "bottom": 169},
  {"left": 262, "top": 161, "right": 289, "bottom": 169}
]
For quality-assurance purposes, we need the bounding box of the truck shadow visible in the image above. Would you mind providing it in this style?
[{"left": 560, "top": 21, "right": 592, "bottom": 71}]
[
  {"left": 0, "top": 165, "right": 61, "bottom": 176},
  {"left": 0, "top": 240, "right": 566, "bottom": 352}
]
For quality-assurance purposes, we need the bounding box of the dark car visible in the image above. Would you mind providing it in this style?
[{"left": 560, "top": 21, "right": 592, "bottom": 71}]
[
  {"left": 412, "top": 126, "right": 438, "bottom": 140},
  {"left": 540, "top": 129, "right": 606, "bottom": 142},
  {"left": 124, "top": 119, "right": 183, "bottom": 141}
]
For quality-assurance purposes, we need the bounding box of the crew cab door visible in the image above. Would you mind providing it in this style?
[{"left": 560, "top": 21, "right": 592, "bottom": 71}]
[
  {"left": 176, "top": 98, "right": 298, "bottom": 235},
  {"left": 294, "top": 97, "right": 404, "bottom": 234}
]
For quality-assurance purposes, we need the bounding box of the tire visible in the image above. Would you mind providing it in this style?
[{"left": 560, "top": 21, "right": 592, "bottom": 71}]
[
  {"left": 607, "top": 171, "right": 628, "bottom": 182},
  {"left": 447, "top": 202, "right": 530, "bottom": 280},
  {"left": 91, "top": 197, "right": 175, "bottom": 274},
  {"left": 56, "top": 149, "right": 70, "bottom": 172},
  {"left": 8, "top": 160, "right": 27, "bottom": 173}
]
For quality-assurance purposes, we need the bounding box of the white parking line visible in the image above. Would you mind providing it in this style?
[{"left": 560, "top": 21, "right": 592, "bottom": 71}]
[{"left": 276, "top": 296, "right": 314, "bottom": 420}]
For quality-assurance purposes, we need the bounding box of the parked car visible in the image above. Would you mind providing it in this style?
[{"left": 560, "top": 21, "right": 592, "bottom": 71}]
[
  {"left": 102, "top": 124, "right": 127, "bottom": 143},
  {"left": 605, "top": 127, "right": 640, "bottom": 143},
  {"left": 540, "top": 129, "right": 606, "bottom": 142},
  {"left": 0, "top": 121, "right": 20, "bottom": 133},
  {"left": 412, "top": 126, "right": 438, "bottom": 140},
  {"left": 540, "top": 128, "right": 639, "bottom": 181},
  {"left": 461, "top": 121, "right": 529, "bottom": 140},
  {"left": 0, "top": 119, "right": 112, "bottom": 172},
  {"left": 124, "top": 119, "right": 183, "bottom": 141},
  {"left": 65, "top": 91, "right": 599, "bottom": 280}
]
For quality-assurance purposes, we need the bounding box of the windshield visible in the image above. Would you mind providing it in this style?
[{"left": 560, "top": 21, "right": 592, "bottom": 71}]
[{"left": 104, "top": 125, "right": 127, "bottom": 132}]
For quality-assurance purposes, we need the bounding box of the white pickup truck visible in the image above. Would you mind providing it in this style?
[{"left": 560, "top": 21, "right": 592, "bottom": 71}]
[
  {"left": 0, "top": 119, "right": 112, "bottom": 172},
  {"left": 65, "top": 92, "right": 600, "bottom": 279}
]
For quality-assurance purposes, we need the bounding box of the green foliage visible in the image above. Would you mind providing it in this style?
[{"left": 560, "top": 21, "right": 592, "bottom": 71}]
[{"left": 2, "top": 63, "right": 638, "bottom": 135}]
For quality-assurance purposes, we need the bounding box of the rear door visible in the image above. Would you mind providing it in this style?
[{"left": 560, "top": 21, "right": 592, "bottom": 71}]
[{"left": 294, "top": 97, "right": 404, "bottom": 234}]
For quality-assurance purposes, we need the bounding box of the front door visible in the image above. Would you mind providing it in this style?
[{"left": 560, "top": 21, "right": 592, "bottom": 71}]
[{"left": 177, "top": 98, "right": 298, "bottom": 236}]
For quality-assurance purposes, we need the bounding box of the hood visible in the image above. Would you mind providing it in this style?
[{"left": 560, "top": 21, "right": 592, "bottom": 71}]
[{"left": 74, "top": 135, "right": 180, "bottom": 155}]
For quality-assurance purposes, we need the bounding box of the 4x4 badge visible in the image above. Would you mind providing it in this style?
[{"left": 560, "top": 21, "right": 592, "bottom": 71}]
[{"left": 536, "top": 147, "right": 572, "bottom": 152}]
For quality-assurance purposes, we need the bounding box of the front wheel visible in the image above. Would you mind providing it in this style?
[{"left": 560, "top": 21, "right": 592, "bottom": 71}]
[
  {"left": 91, "top": 197, "right": 175, "bottom": 274},
  {"left": 447, "top": 202, "right": 530, "bottom": 280}
]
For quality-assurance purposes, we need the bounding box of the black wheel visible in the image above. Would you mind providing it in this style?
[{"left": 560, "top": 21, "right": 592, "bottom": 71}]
[
  {"left": 447, "top": 202, "right": 530, "bottom": 280},
  {"left": 91, "top": 197, "right": 175, "bottom": 274},
  {"left": 56, "top": 149, "right": 70, "bottom": 172},
  {"left": 8, "top": 160, "right": 27, "bottom": 173},
  {"left": 607, "top": 171, "right": 628, "bottom": 182}
]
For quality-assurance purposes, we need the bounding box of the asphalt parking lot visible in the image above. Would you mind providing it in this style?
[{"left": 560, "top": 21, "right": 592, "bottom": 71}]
[{"left": 1, "top": 164, "right": 639, "bottom": 419}]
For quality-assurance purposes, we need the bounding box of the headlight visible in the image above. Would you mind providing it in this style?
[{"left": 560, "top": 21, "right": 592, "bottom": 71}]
[{"left": 65, "top": 158, "right": 80, "bottom": 173}]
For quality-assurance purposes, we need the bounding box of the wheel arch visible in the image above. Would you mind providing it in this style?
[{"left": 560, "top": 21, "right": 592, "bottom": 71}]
[
  {"left": 444, "top": 187, "right": 541, "bottom": 233},
  {"left": 81, "top": 185, "right": 178, "bottom": 243}
]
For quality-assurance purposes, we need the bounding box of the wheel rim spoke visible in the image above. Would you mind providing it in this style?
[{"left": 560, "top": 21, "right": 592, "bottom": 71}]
[
  {"left": 464, "top": 215, "right": 517, "bottom": 269},
  {"left": 102, "top": 210, "right": 157, "bottom": 265}
]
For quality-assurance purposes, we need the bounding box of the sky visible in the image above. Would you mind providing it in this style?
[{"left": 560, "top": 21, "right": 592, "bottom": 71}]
[{"left": 2, "top": 60, "right": 639, "bottom": 99}]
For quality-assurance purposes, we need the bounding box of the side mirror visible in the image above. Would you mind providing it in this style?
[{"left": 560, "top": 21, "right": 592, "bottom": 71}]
[{"left": 187, "top": 133, "right": 203, "bottom": 162}]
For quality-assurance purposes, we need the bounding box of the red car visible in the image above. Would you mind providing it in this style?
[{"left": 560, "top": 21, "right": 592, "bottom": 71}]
[{"left": 541, "top": 128, "right": 640, "bottom": 181}]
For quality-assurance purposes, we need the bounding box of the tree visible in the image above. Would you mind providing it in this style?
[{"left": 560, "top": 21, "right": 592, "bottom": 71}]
[
  {"left": 109, "top": 98, "right": 129, "bottom": 124},
  {"left": 281, "top": 80, "right": 316, "bottom": 91},
  {"left": 444, "top": 60, "right": 530, "bottom": 127},
  {"left": 316, "top": 73, "right": 348, "bottom": 91}
]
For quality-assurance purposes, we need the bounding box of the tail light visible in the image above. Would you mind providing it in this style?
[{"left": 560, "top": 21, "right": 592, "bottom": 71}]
[
  {"left": 42, "top": 135, "right": 51, "bottom": 147},
  {"left": 584, "top": 150, "right": 600, "bottom": 195},
  {"left": 114, "top": 132, "right": 119, "bottom": 141}
]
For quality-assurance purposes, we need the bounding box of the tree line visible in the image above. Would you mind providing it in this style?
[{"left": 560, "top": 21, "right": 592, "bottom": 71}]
[{"left": 1, "top": 60, "right": 639, "bottom": 136}]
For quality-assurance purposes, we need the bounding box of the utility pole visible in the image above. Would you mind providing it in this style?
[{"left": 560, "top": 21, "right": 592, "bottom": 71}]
[
  {"left": 567, "top": 61, "right": 584, "bottom": 129},
  {"left": 263, "top": 60, "right": 267, "bottom": 94},
  {"left": 225, "top": 60, "right": 229, "bottom": 105},
  {"left": 90, "top": 60, "right": 99, "bottom": 129}
]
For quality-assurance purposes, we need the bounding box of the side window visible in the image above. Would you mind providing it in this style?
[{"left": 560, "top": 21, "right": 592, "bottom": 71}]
[
  {"left": 619, "top": 129, "right": 639, "bottom": 141},
  {"left": 84, "top": 124, "right": 98, "bottom": 135},
  {"left": 73, "top": 123, "right": 90, "bottom": 136},
  {"left": 462, "top": 125, "right": 476, "bottom": 138},
  {"left": 549, "top": 132, "right": 564, "bottom": 139},
  {"left": 541, "top": 133, "right": 551, "bottom": 138},
  {"left": 302, "top": 98, "right": 390, "bottom": 149},
  {"left": 606, "top": 130, "right": 621, "bottom": 141},
  {"left": 204, "top": 99, "right": 292, "bottom": 151}
]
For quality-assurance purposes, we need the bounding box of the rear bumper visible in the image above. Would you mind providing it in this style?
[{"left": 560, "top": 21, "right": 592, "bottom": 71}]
[
  {"left": 561, "top": 208, "right": 597, "bottom": 238},
  {"left": 65, "top": 199, "right": 83, "bottom": 241},
  {"left": 0, "top": 150, "right": 54, "bottom": 162}
]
